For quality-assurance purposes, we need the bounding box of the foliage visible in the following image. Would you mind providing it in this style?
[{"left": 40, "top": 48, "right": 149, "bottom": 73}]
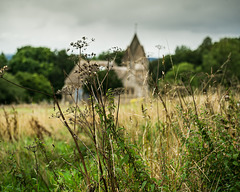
[
  {"left": 149, "top": 44, "right": 202, "bottom": 84},
  {"left": 174, "top": 45, "right": 199, "bottom": 66},
  {"left": 8, "top": 46, "right": 55, "bottom": 77},
  {"left": 0, "top": 73, "right": 26, "bottom": 104},
  {"left": 165, "top": 62, "right": 201, "bottom": 86},
  {"left": 97, "top": 50, "right": 125, "bottom": 66},
  {"left": 15, "top": 72, "right": 52, "bottom": 103},
  {"left": 48, "top": 49, "right": 75, "bottom": 92},
  {"left": 0, "top": 52, "right": 8, "bottom": 68},
  {"left": 149, "top": 36, "right": 240, "bottom": 90},
  {"left": 165, "top": 62, "right": 194, "bottom": 80},
  {"left": 149, "top": 55, "right": 172, "bottom": 83},
  {"left": 197, "top": 36, "right": 212, "bottom": 56},
  {"left": 179, "top": 95, "right": 240, "bottom": 191},
  {"left": 202, "top": 38, "right": 240, "bottom": 84},
  {"left": 4, "top": 47, "right": 75, "bottom": 102}
]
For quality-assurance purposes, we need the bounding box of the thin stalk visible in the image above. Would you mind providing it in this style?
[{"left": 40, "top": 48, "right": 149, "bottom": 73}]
[
  {"left": 52, "top": 89, "right": 91, "bottom": 187},
  {"left": 3, "top": 108, "right": 13, "bottom": 141},
  {"left": 189, "top": 83, "right": 198, "bottom": 118},
  {"left": 74, "top": 87, "right": 79, "bottom": 132},
  {"left": 156, "top": 53, "right": 160, "bottom": 122},
  {"left": 93, "top": 74, "right": 118, "bottom": 192},
  {"left": 115, "top": 94, "right": 121, "bottom": 127},
  {"left": 1, "top": 77, "right": 52, "bottom": 97},
  {"left": 89, "top": 89, "right": 108, "bottom": 192},
  {"left": 33, "top": 150, "right": 39, "bottom": 192}
]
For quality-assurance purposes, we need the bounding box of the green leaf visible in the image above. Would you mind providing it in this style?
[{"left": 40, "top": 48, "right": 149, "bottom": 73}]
[
  {"left": 141, "top": 181, "right": 147, "bottom": 190},
  {"left": 151, "top": 184, "right": 155, "bottom": 192},
  {"left": 129, "top": 167, "right": 134, "bottom": 177},
  {"left": 233, "top": 161, "right": 239, "bottom": 166},
  {"left": 233, "top": 153, "right": 239, "bottom": 160},
  {"left": 124, "top": 154, "right": 129, "bottom": 164},
  {"left": 115, "top": 167, "right": 122, "bottom": 174}
]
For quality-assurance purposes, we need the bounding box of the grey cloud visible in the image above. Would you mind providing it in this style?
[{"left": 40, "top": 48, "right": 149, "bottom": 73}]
[
  {"left": 2, "top": 0, "right": 239, "bottom": 32},
  {"left": 0, "top": 0, "right": 239, "bottom": 54}
]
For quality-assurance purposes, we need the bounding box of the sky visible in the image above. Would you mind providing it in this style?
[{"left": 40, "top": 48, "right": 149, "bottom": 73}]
[{"left": 0, "top": 0, "right": 239, "bottom": 57}]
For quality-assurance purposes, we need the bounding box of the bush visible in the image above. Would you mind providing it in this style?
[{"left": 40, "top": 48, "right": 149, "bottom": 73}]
[
  {"left": 0, "top": 73, "right": 26, "bottom": 104},
  {"left": 15, "top": 72, "right": 52, "bottom": 103},
  {"left": 165, "top": 62, "right": 201, "bottom": 87}
]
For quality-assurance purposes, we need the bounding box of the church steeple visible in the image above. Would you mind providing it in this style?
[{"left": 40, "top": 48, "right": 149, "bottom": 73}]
[
  {"left": 122, "top": 32, "right": 147, "bottom": 67},
  {"left": 134, "top": 23, "right": 138, "bottom": 34}
]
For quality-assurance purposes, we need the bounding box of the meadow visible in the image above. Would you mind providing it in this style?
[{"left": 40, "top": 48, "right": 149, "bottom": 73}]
[
  {"left": 0, "top": 37, "right": 240, "bottom": 191},
  {"left": 0, "top": 85, "right": 239, "bottom": 191}
]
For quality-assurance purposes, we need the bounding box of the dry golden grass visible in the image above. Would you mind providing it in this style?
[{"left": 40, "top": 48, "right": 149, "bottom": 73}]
[
  {"left": 0, "top": 90, "right": 235, "bottom": 140},
  {"left": 0, "top": 103, "right": 66, "bottom": 140}
]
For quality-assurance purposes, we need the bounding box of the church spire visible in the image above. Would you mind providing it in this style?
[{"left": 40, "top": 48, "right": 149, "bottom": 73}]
[{"left": 134, "top": 23, "right": 138, "bottom": 34}]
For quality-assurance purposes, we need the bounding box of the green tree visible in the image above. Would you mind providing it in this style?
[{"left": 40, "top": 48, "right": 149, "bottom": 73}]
[
  {"left": 165, "top": 62, "right": 200, "bottom": 86},
  {"left": 149, "top": 44, "right": 202, "bottom": 88},
  {"left": 202, "top": 38, "right": 240, "bottom": 83},
  {"left": 174, "top": 45, "right": 201, "bottom": 67},
  {"left": 97, "top": 50, "right": 125, "bottom": 66},
  {"left": 49, "top": 50, "right": 75, "bottom": 92},
  {"left": 0, "top": 73, "right": 26, "bottom": 104},
  {"left": 149, "top": 54, "right": 173, "bottom": 84},
  {"left": 8, "top": 47, "right": 75, "bottom": 94},
  {"left": 15, "top": 72, "right": 52, "bottom": 103},
  {"left": 0, "top": 52, "right": 8, "bottom": 68},
  {"left": 197, "top": 36, "right": 212, "bottom": 55},
  {"left": 8, "top": 46, "right": 54, "bottom": 77}
]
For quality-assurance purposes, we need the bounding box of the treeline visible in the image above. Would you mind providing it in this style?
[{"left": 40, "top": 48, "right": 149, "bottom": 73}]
[
  {"left": 1, "top": 36, "right": 240, "bottom": 104},
  {"left": 0, "top": 47, "right": 75, "bottom": 103},
  {"left": 149, "top": 37, "right": 240, "bottom": 88}
]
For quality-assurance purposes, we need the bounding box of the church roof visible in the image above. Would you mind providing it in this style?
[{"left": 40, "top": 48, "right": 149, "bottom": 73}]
[
  {"left": 64, "top": 60, "right": 114, "bottom": 85},
  {"left": 122, "top": 33, "right": 147, "bottom": 64}
]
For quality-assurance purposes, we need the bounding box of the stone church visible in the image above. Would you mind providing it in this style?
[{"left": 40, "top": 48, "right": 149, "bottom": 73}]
[{"left": 62, "top": 33, "right": 149, "bottom": 102}]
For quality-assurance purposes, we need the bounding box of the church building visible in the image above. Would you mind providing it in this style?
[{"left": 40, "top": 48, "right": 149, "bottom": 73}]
[{"left": 62, "top": 33, "right": 149, "bottom": 102}]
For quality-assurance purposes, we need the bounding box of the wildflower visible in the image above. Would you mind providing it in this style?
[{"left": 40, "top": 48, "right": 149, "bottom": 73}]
[
  {"left": 237, "top": 100, "right": 240, "bottom": 108},
  {"left": 57, "top": 85, "right": 75, "bottom": 95},
  {"left": 0, "top": 65, "right": 8, "bottom": 77},
  {"left": 225, "top": 92, "right": 230, "bottom": 101}
]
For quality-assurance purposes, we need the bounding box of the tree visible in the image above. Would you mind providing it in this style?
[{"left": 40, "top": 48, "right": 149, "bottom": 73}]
[
  {"left": 202, "top": 38, "right": 240, "bottom": 83},
  {"left": 8, "top": 46, "right": 76, "bottom": 96},
  {"left": 149, "top": 44, "right": 202, "bottom": 88},
  {"left": 0, "top": 73, "right": 26, "bottom": 104},
  {"left": 97, "top": 50, "right": 125, "bottom": 66},
  {"left": 174, "top": 45, "right": 201, "bottom": 66},
  {"left": 15, "top": 72, "right": 52, "bottom": 103},
  {"left": 0, "top": 52, "right": 8, "bottom": 68},
  {"left": 49, "top": 50, "right": 75, "bottom": 92},
  {"left": 197, "top": 36, "right": 212, "bottom": 55},
  {"left": 8, "top": 46, "right": 54, "bottom": 77},
  {"left": 165, "top": 62, "right": 200, "bottom": 86},
  {"left": 149, "top": 55, "right": 173, "bottom": 84}
]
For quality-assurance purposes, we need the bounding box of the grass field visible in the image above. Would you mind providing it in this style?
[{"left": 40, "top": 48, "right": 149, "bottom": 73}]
[{"left": 0, "top": 87, "right": 240, "bottom": 191}]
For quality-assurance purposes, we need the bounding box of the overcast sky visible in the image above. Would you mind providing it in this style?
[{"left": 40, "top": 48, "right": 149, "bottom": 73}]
[{"left": 0, "top": 0, "right": 239, "bottom": 57}]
